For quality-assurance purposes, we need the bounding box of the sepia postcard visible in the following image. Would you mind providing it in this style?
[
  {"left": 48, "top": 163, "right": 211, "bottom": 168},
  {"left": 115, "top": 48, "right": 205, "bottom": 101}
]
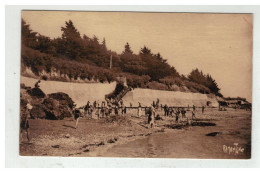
[{"left": 19, "top": 10, "right": 252, "bottom": 159}]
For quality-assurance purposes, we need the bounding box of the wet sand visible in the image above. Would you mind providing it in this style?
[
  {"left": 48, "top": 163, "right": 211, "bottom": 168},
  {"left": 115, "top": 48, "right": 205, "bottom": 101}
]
[{"left": 20, "top": 108, "right": 251, "bottom": 159}]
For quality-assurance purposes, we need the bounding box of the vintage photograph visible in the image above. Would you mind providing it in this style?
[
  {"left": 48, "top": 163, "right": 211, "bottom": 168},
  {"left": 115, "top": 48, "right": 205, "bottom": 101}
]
[{"left": 19, "top": 11, "right": 252, "bottom": 158}]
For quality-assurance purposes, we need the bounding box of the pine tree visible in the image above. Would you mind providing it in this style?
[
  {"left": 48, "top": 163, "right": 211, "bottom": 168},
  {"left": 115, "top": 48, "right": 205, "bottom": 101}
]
[
  {"left": 140, "top": 46, "right": 152, "bottom": 55},
  {"left": 101, "top": 38, "right": 107, "bottom": 51},
  {"left": 123, "top": 42, "right": 133, "bottom": 54},
  {"left": 21, "top": 19, "right": 38, "bottom": 48},
  {"left": 60, "top": 20, "right": 83, "bottom": 59}
]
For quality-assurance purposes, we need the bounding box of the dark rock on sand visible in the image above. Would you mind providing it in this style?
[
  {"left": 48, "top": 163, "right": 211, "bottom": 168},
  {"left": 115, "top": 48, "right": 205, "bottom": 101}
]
[
  {"left": 52, "top": 145, "right": 60, "bottom": 148},
  {"left": 206, "top": 132, "right": 221, "bottom": 136}
]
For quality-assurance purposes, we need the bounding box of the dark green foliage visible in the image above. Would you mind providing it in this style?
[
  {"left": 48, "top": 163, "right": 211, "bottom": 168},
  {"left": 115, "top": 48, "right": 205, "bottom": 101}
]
[
  {"left": 124, "top": 74, "right": 150, "bottom": 88},
  {"left": 106, "top": 82, "right": 125, "bottom": 100},
  {"left": 188, "top": 68, "right": 221, "bottom": 95},
  {"left": 41, "top": 75, "right": 48, "bottom": 81},
  {"left": 21, "top": 19, "right": 38, "bottom": 48},
  {"left": 225, "top": 97, "right": 246, "bottom": 101},
  {"left": 138, "top": 46, "right": 180, "bottom": 81},
  {"left": 21, "top": 45, "right": 53, "bottom": 75},
  {"left": 123, "top": 42, "right": 133, "bottom": 54},
  {"left": 159, "top": 76, "right": 183, "bottom": 87},
  {"left": 60, "top": 20, "right": 83, "bottom": 59},
  {"left": 146, "top": 81, "right": 168, "bottom": 90}
]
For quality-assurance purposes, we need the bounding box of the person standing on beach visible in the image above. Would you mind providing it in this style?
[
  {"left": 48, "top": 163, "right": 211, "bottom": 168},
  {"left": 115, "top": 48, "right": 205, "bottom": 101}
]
[
  {"left": 117, "top": 101, "right": 121, "bottom": 114},
  {"left": 164, "top": 104, "right": 168, "bottom": 117},
  {"left": 169, "top": 107, "right": 174, "bottom": 117},
  {"left": 181, "top": 107, "right": 186, "bottom": 118},
  {"left": 202, "top": 105, "right": 205, "bottom": 114},
  {"left": 137, "top": 102, "right": 142, "bottom": 117},
  {"left": 193, "top": 105, "right": 196, "bottom": 112},
  {"left": 148, "top": 105, "right": 155, "bottom": 128},
  {"left": 89, "top": 105, "right": 94, "bottom": 119},
  {"left": 93, "top": 101, "right": 97, "bottom": 108},
  {"left": 96, "top": 103, "right": 100, "bottom": 119},
  {"left": 123, "top": 105, "right": 127, "bottom": 115},
  {"left": 20, "top": 101, "right": 32, "bottom": 142},
  {"left": 101, "top": 101, "right": 106, "bottom": 118},
  {"left": 115, "top": 104, "right": 118, "bottom": 115},
  {"left": 175, "top": 108, "right": 180, "bottom": 123},
  {"left": 105, "top": 105, "right": 109, "bottom": 117},
  {"left": 192, "top": 105, "right": 196, "bottom": 120},
  {"left": 121, "top": 101, "right": 125, "bottom": 115},
  {"left": 84, "top": 101, "right": 90, "bottom": 117},
  {"left": 74, "top": 109, "right": 80, "bottom": 129}
]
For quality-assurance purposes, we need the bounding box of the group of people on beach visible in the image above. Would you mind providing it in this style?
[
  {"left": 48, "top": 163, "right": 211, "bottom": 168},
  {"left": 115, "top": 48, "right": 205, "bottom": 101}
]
[
  {"left": 73, "top": 98, "right": 208, "bottom": 129},
  {"left": 145, "top": 102, "right": 205, "bottom": 128},
  {"left": 78, "top": 100, "right": 127, "bottom": 118},
  {"left": 73, "top": 99, "right": 127, "bottom": 128},
  {"left": 20, "top": 95, "right": 206, "bottom": 142}
]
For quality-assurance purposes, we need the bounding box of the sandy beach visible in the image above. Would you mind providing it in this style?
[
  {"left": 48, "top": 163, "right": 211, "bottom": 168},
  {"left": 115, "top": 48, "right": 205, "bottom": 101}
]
[{"left": 20, "top": 108, "right": 251, "bottom": 159}]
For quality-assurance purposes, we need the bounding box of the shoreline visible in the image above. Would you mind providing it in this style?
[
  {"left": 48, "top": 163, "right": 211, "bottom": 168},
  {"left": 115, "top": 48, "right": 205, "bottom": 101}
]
[{"left": 20, "top": 108, "right": 251, "bottom": 158}]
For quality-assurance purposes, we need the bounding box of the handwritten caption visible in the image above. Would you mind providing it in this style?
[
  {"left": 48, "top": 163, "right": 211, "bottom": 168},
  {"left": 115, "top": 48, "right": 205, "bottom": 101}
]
[{"left": 223, "top": 143, "right": 244, "bottom": 155}]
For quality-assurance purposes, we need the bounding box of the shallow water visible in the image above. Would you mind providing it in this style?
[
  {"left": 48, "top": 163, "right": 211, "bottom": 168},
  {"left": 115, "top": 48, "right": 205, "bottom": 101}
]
[
  {"left": 104, "top": 128, "right": 207, "bottom": 158},
  {"left": 104, "top": 125, "right": 250, "bottom": 159}
]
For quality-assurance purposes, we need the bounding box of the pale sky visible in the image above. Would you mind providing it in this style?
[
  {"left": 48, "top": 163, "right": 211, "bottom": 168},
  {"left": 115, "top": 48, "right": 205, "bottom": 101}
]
[{"left": 22, "top": 11, "right": 253, "bottom": 102}]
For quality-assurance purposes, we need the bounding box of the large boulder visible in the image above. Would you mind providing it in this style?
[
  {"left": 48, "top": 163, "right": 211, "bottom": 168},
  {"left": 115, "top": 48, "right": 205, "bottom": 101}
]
[
  {"left": 30, "top": 104, "right": 46, "bottom": 119},
  {"left": 21, "top": 86, "right": 46, "bottom": 119},
  {"left": 48, "top": 92, "right": 75, "bottom": 109},
  {"left": 27, "top": 87, "right": 46, "bottom": 98},
  {"left": 21, "top": 83, "right": 75, "bottom": 120},
  {"left": 42, "top": 92, "right": 75, "bottom": 120},
  {"left": 42, "top": 98, "right": 62, "bottom": 120}
]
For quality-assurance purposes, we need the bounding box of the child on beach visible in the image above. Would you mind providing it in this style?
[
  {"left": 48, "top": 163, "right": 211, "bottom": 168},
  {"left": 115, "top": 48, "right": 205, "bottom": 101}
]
[
  {"left": 137, "top": 102, "right": 142, "bottom": 117},
  {"left": 192, "top": 107, "right": 196, "bottom": 120},
  {"left": 74, "top": 109, "right": 81, "bottom": 129},
  {"left": 148, "top": 105, "right": 155, "bottom": 128}
]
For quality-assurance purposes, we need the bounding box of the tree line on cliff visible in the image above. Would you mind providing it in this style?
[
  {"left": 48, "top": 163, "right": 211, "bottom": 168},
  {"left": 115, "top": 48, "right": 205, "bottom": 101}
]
[{"left": 21, "top": 19, "right": 222, "bottom": 97}]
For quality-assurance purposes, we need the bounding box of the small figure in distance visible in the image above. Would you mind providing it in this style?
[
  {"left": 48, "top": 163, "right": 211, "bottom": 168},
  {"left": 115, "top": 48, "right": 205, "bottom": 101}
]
[
  {"left": 20, "top": 101, "right": 32, "bottom": 143},
  {"left": 181, "top": 107, "right": 186, "bottom": 118},
  {"left": 148, "top": 104, "right": 155, "bottom": 128},
  {"left": 34, "top": 80, "right": 41, "bottom": 88},
  {"left": 192, "top": 105, "right": 196, "bottom": 120},
  {"left": 73, "top": 109, "right": 81, "bottom": 129},
  {"left": 175, "top": 107, "right": 180, "bottom": 123}
]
